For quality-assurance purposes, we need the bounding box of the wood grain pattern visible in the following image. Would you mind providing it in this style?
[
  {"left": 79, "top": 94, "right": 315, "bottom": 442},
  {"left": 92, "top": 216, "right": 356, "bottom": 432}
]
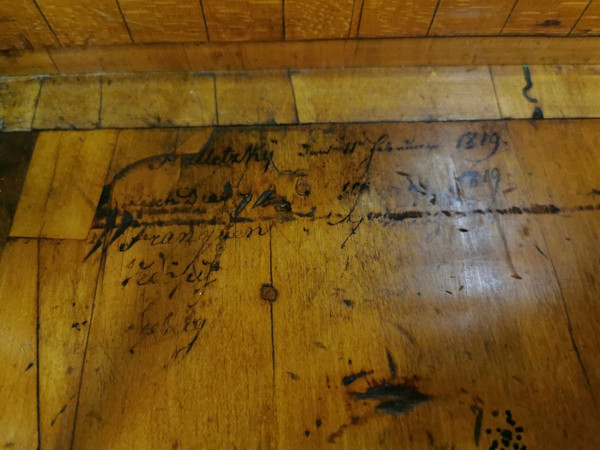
[
  {"left": 48, "top": 43, "right": 190, "bottom": 73},
  {"left": 0, "top": 49, "right": 58, "bottom": 76},
  {"left": 291, "top": 67, "right": 500, "bottom": 122},
  {"left": 358, "top": 0, "right": 440, "bottom": 37},
  {"left": 39, "top": 240, "right": 102, "bottom": 449},
  {"left": 216, "top": 71, "right": 297, "bottom": 125},
  {"left": 2, "top": 120, "right": 600, "bottom": 448},
  {"left": 430, "top": 0, "right": 517, "bottom": 36},
  {"left": 118, "top": 0, "right": 208, "bottom": 43},
  {"left": 202, "top": 0, "right": 283, "bottom": 41},
  {"left": 572, "top": 0, "right": 600, "bottom": 35},
  {"left": 507, "top": 120, "right": 600, "bottom": 396},
  {"left": 348, "top": 0, "right": 365, "bottom": 38},
  {"left": 502, "top": 0, "right": 590, "bottom": 35},
  {"left": 100, "top": 73, "right": 216, "bottom": 128},
  {"left": 33, "top": 75, "right": 101, "bottom": 130},
  {"left": 10, "top": 130, "right": 117, "bottom": 239},
  {"left": 0, "top": 239, "right": 39, "bottom": 449},
  {"left": 492, "top": 65, "right": 600, "bottom": 119},
  {"left": 35, "top": 0, "right": 132, "bottom": 46},
  {"left": 1, "top": 37, "right": 599, "bottom": 76},
  {"left": 2, "top": 0, "right": 600, "bottom": 52},
  {"left": 0, "top": 0, "right": 58, "bottom": 50},
  {"left": 284, "top": 0, "right": 354, "bottom": 40},
  {"left": 0, "top": 78, "right": 41, "bottom": 131}
]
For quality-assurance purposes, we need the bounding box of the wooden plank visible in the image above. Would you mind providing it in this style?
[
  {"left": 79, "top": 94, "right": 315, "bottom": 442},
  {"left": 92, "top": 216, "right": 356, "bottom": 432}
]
[
  {"left": 358, "top": 0, "right": 439, "bottom": 37},
  {"left": 0, "top": 78, "right": 41, "bottom": 131},
  {"left": 348, "top": 0, "right": 365, "bottom": 38},
  {"left": 175, "top": 127, "right": 214, "bottom": 155},
  {"left": 0, "top": 0, "right": 58, "bottom": 50},
  {"left": 202, "top": 0, "right": 283, "bottom": 41},
  {"left": 118, "top": 0, "right": 208, "bottom": 43},
  {"left": 49, "top": 43, "right": 190, "bottom": 73},
  {"left": 0, "top": 38, "right": 597, "bottom": 76},
  {"left": 33, "top": 75, "right": 101, "bottom": 130},
  {"left": 35, "top": 0, "right": 132, "bottom": 46},
  {"left": 28, "top": 122, "right": 596, "bottom": 448},
  {"left": 507, "top": 120, "right": 600, "bottom": 397},
  {"left": 0, "top": 239, "right": 39, "bottom": 449},
  {"left": 502, "top": 0, "right": 590, "bottom": 35},
  {"left": 430, "top": 0, "right": 517, "bottom": 36},
  {"left": 572, "top": 0, "right": 600, "bottom": 35},
  {"left": 106, "top": 129, "right": 179, "bottom": 181},
  {"left": 72, "top": 128, "right": 276, "bottom": 448},
  {"left": 10, "top": 130, "right": 117, "bottom": 239},
  {"left": 492, "top": 65, "right": 600, "bottom": 118},
  {"left": 284, "top": 0, "right": 354, "bottom": 40},
  {"left": 216, "top": 71, "right": 297, "bottom": 125},
  {"left": 0, "top": 133, "right": 37, "bottom": 256},
  {"left": 0, "top": 50, "right": 58, "bottom": 76},
  {"left": 101, "top": 72, "right": 216, "bottom": 128},
  {"left": 38, "top": 239, "right": 102, "bottom": 449},
  {"left": 291, "top": 67, "right": 500, "bottom": 123}
]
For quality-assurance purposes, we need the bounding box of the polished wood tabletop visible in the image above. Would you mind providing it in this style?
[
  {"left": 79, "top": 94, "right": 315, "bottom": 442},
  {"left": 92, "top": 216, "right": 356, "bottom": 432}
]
[{"left": 1, "top": 118, "right": 599, "bottom": 449}]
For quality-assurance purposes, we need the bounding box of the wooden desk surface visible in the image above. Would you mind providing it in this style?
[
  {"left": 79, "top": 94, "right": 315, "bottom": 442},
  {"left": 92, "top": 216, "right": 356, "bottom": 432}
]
[{"left": 1, "top": 119, "right": 599, "bottom": 449}]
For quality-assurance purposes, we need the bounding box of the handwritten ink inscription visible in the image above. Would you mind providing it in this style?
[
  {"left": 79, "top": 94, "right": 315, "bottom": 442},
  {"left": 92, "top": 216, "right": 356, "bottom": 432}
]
[{"left": 89, "top": 125, "right": 598, "bottom": 365}]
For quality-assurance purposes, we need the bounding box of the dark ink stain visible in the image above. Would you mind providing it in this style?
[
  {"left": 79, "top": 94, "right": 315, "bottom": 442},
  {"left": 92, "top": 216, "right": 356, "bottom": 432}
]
[
  {"left": 351, "top": 383, "right": 430, "bottom": 415},
  {"left": 304, "top": 430, "right": 310, "bottom": 437},
  {"left": 313, "top": 341, "right": 326, "bottom": 349},
  {"left": 521, "top": 65, "right": 545, "bottom": 120},
  {"left": 426, "top": 431, "right": 435, "bottom": 445},
  {"left": 343, "top": 299, "right": 354, "bottom": 307},
  {"left": 234, "top": 193, "right": 253, "bottom": 218},
  {"left": 472, "top": 405, "right": 484, "bottom": 446},
  {"left": 386, "top": 350, "right": 397, "bottom": 379},
  {"left": 342, "top": 370, "right": 374, "bottom": 386},
  {"left": 539, "top": 19, "right": 561, "bottom": 27},
  {"left": 505, "top": 410, "right": 515, "bottom": 426},
  {"left": 532, "top": 106, "right": 544, "bottom": 120},
  {"left": 295, "top": 179, "right": 311, "bottom": 196},
  {"left": 287, "top": 371, "right": 299, "bottom": 380},
  {"left": 521, "top": 65, "right": 538, "bottom": 103},
  {"left": 261, "top": 284, "right": 278, "bottom": 302},
  {"left": 253, "top": 189, "right": 275, "bottom": 208},
  {"left": 316, "top": 419, "right": 322, "bottom": 428},
  {"left": 534, "top": 244, "right": 549, "bottom": 260},
  {"left": 328, "top": 424, "right": 349, "bottom": 443},
  {"left": 458, "top": 228, "right": 469, "bottom": 233},
  {"left": 25, "top": 362, "right": 34, "bottom": 371},
  {"left": 50, "top": 403, "right": 68, "bottom": 426}
]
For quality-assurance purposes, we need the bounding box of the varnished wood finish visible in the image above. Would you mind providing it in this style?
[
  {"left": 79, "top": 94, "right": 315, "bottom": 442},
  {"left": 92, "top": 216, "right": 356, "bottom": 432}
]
[
  {"left": 358, "top": 0, "right": 440, "bottom": 37},
  {"left": 502, "top": 0, "right": 590, "bottom": 35},
  {"left": 284, "top": 0, "right": 355, "bottom": 40},
  {"left": 4, "top": 66, "right": 600, "bottom": 132},
  {"left": 118, "top": 0, "right": 208, "bottom": 44},
  {"left": 1, "top": 119, "right": 599, "bottom": 449},
  {"left": 1, "top": 0, "right": 599, "bottom": 57},
  {"left": 201, "top": 0, "right": 283, "bottom": 42},
  {"left": 34, "top": 0, "right": 132, "bottom": 46},
  {"left": 572, "top": 0, "right": 600, "bottom": 35},
  {"left": 429, "top": 0, "right": 517, "bottom": 36},
  {"left": 3, "top": 37, "right": 600, "bottom": 76}
]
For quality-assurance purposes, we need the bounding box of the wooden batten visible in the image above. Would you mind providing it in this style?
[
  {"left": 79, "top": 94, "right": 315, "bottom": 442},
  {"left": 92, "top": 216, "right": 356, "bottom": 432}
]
[{"left": 1, "top": 37, "right": 600, "bottom": 76}]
